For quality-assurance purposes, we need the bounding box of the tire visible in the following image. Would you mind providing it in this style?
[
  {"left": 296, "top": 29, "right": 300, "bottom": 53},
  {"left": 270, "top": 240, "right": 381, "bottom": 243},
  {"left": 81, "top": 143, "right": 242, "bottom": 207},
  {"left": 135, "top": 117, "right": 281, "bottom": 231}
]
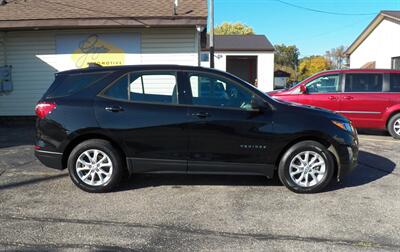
[
  {"left": 67, "top": 139, "right": 123, "bottom": 193},
  {"left": 388, "top": 113, "right": 400, "bottom": 140},
  {"left": 278, "top": 140, "right": 335, "bottom": 193}
]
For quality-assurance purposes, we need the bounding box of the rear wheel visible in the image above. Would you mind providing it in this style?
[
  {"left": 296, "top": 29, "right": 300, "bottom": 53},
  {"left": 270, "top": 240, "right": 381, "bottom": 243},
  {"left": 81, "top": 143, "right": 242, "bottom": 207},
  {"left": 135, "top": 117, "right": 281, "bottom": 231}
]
[
  {"left": 67, "top": 139, "right": 123, "bottom": 193},
  {"left": 388, "top": 113, "right": 400, "bottom": 139},
  {"left": 278, "top": 141, "right": 334, "bottom": 193}
]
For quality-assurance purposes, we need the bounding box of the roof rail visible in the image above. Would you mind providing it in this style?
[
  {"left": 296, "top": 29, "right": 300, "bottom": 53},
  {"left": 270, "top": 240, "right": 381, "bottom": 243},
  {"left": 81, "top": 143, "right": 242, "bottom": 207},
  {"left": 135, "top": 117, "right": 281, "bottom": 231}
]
[{"left": 88, "top": 63, "right": 102, "bottom": 68}]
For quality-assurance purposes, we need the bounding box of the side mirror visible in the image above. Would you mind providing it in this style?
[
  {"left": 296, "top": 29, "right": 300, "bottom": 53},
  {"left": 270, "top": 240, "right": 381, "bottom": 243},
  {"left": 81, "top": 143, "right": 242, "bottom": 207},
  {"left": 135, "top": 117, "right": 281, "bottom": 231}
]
[{"left": 300, "top": 85, "right": 307, "bottom": 94}]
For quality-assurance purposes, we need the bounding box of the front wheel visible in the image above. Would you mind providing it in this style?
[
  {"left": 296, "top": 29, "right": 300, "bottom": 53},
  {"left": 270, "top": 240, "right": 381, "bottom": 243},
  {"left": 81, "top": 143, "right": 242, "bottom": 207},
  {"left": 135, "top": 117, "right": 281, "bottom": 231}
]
[
  {"left": 388, "top": 114, "right": 400, "bottom": 140},
  {"left": 67, "top": 139, "right": 123, "bottom": 193},
  {"left": 278, "top": 141, "right": 335, "bottom": 193}
]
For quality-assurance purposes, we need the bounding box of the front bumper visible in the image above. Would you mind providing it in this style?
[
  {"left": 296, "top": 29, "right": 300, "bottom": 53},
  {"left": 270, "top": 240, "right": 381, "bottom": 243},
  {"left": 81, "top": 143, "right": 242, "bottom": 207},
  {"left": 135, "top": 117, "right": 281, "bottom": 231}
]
[
  {"left": 334, "top": 135, "right": 359, "bottom": 180},
  {"left": 35, "top": 150, "right": 64, "bottom": 170}
]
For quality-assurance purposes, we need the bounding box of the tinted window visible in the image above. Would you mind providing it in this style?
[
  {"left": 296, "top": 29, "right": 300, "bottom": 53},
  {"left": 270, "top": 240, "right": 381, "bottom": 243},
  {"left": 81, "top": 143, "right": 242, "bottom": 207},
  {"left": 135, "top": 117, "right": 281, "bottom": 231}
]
[
  {"left": 345, "top": 74, "right": 383, "bottom": 92},
  {"left": 189, "top": 74, "right": 253, "bottom": 110},
  {"left": 104, "top": 75, "right": 128, "bottom": 100},
  {"left": 104, "top": 72, "right": 178, "bottom": 104},
  {"left": 129, "top": 72, "right": 178, "bottom": 104},
  {"left": 47, "top": 72, "right": 108, "bottom": 98},
  {"left": 305, "top": 75, "right": 340, "bottom": 93},
  {"left": 390, "top": 74, "right": 400, "bottom": 92}
]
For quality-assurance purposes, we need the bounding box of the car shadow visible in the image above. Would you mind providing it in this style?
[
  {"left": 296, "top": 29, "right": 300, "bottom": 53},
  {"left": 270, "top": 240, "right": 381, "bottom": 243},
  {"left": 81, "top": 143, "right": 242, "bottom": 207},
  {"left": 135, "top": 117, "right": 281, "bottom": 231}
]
[
  {"left": 117, "top": 173, "right": 281, "bottom": 191},
  {"left": 328, "top": 150, "right": 396, "bottom": 191},
  {"left": 117, "top": 150, "right": 395, "bottom": 192}
]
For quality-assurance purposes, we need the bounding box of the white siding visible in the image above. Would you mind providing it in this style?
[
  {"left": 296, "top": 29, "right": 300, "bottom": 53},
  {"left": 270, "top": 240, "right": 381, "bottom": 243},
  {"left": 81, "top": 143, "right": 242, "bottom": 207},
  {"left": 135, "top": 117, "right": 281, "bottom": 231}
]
[
  {"left": 0, "top": 31, "right": 56, "bottom": 116},
  {"left": 350, "top": 18, "right": 400, "bottom": 68},
  {"left": 201, "top": 51, "right": 275, "bottom": 92},
  {"left": 0, "top": 28, "right": 198, "bottom": 116}
]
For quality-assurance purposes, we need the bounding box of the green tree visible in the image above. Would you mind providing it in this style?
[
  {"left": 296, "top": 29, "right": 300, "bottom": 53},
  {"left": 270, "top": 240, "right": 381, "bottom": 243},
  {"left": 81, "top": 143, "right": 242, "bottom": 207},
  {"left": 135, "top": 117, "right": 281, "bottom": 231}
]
[
  {"left": 298, "top": 56, "right": 330, "bottom": 81},
  {"left": 274, "top": 44, "right": 300, "bottom": 81},
  {"left": 214, "top": 22, "right": 255, "bottom": 35}
]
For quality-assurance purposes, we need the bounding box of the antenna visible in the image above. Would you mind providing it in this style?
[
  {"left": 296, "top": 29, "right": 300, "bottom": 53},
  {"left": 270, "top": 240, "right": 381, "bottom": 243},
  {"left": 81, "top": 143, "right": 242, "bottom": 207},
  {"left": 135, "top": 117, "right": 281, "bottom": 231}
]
[{"left": 173, "top": 0, "right": 179, "bottom": 15}]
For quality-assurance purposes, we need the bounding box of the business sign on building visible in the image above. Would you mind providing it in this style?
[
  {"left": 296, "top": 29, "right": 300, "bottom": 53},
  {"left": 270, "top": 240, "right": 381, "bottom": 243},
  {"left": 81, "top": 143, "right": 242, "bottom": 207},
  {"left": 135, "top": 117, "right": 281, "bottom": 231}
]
[{"left": 37, "top": 33, "right": 141, "bottom": 71}]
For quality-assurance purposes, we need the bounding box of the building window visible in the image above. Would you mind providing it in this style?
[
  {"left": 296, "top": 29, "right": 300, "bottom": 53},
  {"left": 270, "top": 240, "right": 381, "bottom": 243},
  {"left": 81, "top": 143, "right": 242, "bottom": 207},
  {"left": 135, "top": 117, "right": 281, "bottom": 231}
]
[
  {"left": 392, "top": 57, "right": 400, "bottom": 70},
  {"left": 201, "top": 52, "right": 210, "bottom": 62}
]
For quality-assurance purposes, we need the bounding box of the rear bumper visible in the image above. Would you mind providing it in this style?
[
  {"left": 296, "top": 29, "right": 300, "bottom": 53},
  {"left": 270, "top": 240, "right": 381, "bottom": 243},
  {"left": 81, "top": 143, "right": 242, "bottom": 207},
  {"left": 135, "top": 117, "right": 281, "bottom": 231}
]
[{"left": 35, "top": 150, "right": 64, "bottom": 170}]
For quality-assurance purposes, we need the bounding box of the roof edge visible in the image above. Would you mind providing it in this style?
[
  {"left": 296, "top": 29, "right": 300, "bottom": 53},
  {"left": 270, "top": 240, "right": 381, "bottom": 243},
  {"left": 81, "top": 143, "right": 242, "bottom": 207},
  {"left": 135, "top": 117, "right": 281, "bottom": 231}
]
[
  {"left": 345, "top": 11, "right": 400, "bottom": 55},
  {"left": 0, "top": 17, "right": 207, "bottom": 30}
]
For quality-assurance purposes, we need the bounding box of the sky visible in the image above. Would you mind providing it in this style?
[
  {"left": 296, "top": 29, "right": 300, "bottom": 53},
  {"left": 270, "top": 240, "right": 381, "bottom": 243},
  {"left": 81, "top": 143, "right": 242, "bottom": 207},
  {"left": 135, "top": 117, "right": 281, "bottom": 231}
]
[{"left": 213, "top": 0, "right": 400, "bottom": 57}]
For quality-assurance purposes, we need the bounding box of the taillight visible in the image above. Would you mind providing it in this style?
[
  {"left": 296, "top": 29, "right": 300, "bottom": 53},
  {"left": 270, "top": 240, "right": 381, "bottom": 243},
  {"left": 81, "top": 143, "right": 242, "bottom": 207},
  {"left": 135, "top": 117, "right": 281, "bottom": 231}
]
[{"left": 35, "top": 102, "right": 56, "bottom": 119}]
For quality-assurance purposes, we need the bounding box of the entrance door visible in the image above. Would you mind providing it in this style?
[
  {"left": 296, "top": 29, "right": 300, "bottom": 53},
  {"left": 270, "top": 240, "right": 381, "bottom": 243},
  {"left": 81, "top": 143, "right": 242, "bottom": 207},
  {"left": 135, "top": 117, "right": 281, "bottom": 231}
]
[{"left": 226, "top": 56, "right": 258, "bottom": 85}]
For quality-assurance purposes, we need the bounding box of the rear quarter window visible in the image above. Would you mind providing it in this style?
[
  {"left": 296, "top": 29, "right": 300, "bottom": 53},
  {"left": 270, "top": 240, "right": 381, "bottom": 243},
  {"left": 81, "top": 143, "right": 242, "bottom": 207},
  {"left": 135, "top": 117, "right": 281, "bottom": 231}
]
[
  {"left": 390, "top": 74, "right": 400, "bottom": 92},
  {"left": 46, "top": 72, "right": 109, "bottom": 98}
]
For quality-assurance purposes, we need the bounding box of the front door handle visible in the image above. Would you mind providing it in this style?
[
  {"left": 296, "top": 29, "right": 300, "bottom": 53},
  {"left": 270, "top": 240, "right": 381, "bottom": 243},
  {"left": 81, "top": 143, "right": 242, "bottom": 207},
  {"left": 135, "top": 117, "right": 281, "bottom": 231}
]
[
  {"left": 328, "top": 96, "right": 338, "bottom": 101},
  {"left": 191, "top": 112, "right": 210, "bottom": 118},
  {"left": 105, "top": 106, "right": 124, "bottom": 112},
  {"left": 342, "top": 96, "right": 354, "bottom": 100}
]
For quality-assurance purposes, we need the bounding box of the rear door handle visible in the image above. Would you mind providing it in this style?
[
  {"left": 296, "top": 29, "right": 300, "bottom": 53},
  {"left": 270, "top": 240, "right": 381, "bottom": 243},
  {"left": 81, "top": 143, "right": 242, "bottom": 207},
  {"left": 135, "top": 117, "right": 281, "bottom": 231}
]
[
  {"left": 328, "top": 96, "right": 338, "bottom": 101},
  {"left": 342, "top": 96, "right": 354, "bottom": 100},
  {"left": 105, "top": 106, "right": 124, "bottom": 112},
  {"left": 191, "top": 112, "right": 210, "bottom": 118}
]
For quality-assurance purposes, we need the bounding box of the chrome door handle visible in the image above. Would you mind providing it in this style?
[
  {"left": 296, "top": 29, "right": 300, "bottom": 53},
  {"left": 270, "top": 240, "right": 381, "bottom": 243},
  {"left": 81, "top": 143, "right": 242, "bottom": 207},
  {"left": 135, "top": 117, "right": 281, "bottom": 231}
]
[{"left": 105, "top": 106, "right": 124, "bottom": 112}]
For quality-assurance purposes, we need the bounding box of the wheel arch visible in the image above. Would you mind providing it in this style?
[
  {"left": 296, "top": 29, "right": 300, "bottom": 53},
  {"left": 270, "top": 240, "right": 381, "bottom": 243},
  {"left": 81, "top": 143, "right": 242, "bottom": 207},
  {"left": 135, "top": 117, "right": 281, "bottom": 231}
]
[
  {"left": 386, "top": 110, "right": 400, "bottom": 129},
  {"left": 62, "top": 133, "right": 127, "bottom": 170},
  {"left": 274, "top": 135, "right": 339, "bottom": 178}
]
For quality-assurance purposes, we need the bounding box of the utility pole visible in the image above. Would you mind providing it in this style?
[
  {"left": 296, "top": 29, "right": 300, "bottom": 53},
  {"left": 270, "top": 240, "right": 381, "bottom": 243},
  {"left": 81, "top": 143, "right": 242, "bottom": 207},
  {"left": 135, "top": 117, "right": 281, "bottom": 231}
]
[{"left": 209, "top": 0, "right": 215, "bottom": 68}]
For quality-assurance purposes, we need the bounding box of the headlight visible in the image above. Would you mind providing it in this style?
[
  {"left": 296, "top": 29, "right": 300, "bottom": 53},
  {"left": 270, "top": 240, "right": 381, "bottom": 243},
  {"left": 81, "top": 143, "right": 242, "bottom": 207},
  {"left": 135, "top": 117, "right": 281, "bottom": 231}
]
[{"left": 332, "top": 120, "right": 354, "bottom": 132}]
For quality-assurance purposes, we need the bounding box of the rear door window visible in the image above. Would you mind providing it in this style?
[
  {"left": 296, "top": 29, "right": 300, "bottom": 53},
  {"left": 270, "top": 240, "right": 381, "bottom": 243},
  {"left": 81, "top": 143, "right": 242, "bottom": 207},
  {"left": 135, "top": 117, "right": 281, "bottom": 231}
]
[
  {"left": 389, "top": 74, "right": 400, "bottom": 92},
  {"left": 47, "top": 72, "right": 109, "bottom": 98},
  {"left": 104, "top": 71, "right": 179, "bottom": 105},
  {"left": 345, "top": 73, "right": 383, "bottom": 92}
]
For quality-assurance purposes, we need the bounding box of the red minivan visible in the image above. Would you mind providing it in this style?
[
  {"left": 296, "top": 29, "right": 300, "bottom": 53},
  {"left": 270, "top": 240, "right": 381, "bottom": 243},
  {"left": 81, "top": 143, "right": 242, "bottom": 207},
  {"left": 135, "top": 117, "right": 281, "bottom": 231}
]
[{"left": 269, "top": 69, "right": 400, "bottom": 139}]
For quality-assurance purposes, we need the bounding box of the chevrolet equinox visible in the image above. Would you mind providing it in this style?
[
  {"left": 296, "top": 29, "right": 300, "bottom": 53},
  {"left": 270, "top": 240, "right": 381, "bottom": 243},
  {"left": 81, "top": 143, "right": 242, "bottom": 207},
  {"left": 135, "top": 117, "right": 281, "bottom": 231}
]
[{"left": 35, "top": 65, "right": 359, "bottom": 193}]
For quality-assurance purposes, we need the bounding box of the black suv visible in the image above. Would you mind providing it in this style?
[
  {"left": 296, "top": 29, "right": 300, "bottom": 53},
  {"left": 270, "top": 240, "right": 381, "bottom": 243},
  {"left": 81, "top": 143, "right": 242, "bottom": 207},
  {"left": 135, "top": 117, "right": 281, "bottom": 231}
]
[{"left": 35, "top": 65, "right": 358, "bottom": 193}]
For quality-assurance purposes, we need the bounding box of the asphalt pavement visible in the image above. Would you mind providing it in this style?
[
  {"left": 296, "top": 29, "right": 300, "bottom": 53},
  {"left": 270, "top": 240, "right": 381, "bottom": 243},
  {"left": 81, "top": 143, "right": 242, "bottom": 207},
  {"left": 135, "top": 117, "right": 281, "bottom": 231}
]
[{"left": 0, "top": 124, "right": 399, "bottom": 251}]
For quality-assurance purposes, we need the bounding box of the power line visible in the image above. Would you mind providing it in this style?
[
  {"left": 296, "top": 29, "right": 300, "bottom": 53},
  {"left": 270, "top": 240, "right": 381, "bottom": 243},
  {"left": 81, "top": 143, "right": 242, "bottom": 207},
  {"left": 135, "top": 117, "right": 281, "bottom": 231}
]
[{"left": 274, "top": 0, "right": 378, "bottom": 16}]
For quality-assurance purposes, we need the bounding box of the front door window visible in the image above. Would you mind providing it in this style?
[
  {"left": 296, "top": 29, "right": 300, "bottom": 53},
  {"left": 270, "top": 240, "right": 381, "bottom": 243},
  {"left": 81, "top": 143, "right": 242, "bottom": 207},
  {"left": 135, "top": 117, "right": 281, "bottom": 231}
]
[
  {"left": 306, "top": 75, "right": 340, "bottom": 93},
  {"left": 188, "top": 73, "right": 254, "bottom": 110}
]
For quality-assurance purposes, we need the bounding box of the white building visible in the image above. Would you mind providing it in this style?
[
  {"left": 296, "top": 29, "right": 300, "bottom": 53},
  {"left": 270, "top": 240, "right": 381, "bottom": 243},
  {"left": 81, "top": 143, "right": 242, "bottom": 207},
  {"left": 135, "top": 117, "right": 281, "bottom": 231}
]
[
  {"left": 201, "top": 35, "right": 275, "bottom": 92},
  {"left": 0, "top": 0, "right": 207, "bottom": 116},
  {"left": 346, "top": 11, "right": 400, "bottom": 69}
]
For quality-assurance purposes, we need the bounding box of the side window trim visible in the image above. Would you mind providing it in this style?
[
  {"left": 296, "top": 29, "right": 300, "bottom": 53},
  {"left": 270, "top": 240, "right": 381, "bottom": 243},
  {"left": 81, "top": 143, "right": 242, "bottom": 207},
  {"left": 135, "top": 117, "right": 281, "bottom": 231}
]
[
  {"left": 182, "top": 70, "right": 261, "bottom": 111},
  {"left": 383, "top": 73, "right": 390, "bottom": 92},
  {"left": 99, "top": 69, "right": 187, "bottom": 106}
]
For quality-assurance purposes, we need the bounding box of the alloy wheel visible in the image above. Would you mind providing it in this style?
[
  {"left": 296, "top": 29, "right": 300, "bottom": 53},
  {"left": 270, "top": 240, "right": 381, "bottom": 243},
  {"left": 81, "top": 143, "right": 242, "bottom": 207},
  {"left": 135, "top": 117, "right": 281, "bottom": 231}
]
[
  {"left": 75, "top": 149, "right": 113, "bottom": 186},
  {"left": 289, "top": 151, "right": 326, "bottom": 187},
  {"left": 394, "top": 119, "right": 400, "bottom": 136}
]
